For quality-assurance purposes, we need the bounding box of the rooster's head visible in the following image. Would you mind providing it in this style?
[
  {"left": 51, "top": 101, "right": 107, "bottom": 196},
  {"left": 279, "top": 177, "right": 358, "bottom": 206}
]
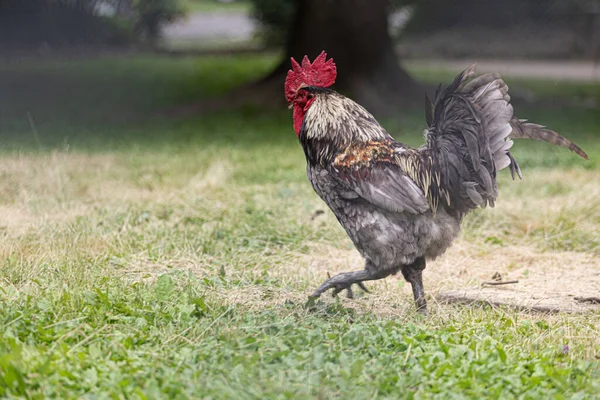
[{"left": 285, "top": 51, "right": 337, "bottom": 135}]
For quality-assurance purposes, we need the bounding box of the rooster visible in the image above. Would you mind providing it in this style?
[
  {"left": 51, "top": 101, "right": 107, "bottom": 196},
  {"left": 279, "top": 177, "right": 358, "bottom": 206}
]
[{"left": 285, "top": 51, "right": 588, "bottom": 313}]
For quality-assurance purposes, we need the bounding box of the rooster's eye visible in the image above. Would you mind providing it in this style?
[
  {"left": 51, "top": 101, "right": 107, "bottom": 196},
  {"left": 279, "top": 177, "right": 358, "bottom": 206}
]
[{"left": 307, "top": 94, "right": 314, "bottom": 99}]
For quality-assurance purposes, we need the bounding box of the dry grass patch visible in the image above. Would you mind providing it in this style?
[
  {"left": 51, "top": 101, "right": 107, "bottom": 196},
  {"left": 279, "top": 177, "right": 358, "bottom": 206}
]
[{"left": 1, "top": 149, "right": 598, "bottom": 316}]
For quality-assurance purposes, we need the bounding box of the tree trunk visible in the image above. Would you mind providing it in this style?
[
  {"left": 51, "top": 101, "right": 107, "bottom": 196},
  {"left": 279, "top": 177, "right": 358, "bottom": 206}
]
[
  {"left": 280, "top": 0, "right": 421, "bottom": 114},
  {"left": 170, "top": 0, "right": 421, "bottom": 117}
]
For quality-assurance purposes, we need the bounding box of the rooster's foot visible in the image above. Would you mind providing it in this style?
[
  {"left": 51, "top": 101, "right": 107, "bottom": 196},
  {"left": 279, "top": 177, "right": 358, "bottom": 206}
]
[
  {"left": 310, "top": 269, "right": 389, "bottom": 299},
  {"left": 401, "top": 258, "right": 428, "bottom": 315},
  {"left": 344, "top": 281, "right": 370, "bottom": 299}
]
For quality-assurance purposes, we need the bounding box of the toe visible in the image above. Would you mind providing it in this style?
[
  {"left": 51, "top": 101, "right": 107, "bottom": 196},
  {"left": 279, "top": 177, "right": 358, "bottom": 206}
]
[
  {"left": 345, "top": 287, "right": 354, "bottom": 299},
  {"left": 356, "top": 282, "right": 370, "bottom": 293}
]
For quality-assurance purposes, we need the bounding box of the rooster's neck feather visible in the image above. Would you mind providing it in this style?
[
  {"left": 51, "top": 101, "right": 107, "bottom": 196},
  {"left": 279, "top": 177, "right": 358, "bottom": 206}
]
[{"left": 300, "top": 92, "right": 390, "bottom": 166}]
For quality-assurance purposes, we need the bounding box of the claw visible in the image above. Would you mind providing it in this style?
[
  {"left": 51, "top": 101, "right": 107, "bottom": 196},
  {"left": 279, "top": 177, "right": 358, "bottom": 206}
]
[
  {"left": 310, "top": 280, "right": 332, "bottom": 298},
  {"left": 356, "top": 281, "right": 370, "bottom": 293},
  {"left": 347, "top": 282, "right": 369, "bottom": 298},
  {"left": 331, "top": 283, "right": 362, "bottom": 298}
]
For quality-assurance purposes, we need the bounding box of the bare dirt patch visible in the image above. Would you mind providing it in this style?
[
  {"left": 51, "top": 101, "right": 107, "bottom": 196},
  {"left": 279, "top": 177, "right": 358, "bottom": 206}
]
[
  {"left": 433, "top": 244, "right": 600, "bottom": 313},
  {"left": 289, "top": 241, "right": 600, "bottom": 315}
]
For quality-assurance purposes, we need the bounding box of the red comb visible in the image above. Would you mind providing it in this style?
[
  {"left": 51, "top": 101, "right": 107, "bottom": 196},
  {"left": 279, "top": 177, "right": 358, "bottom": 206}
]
[{"left": 284, "top": 51, "right": 337, "bottom": 102}]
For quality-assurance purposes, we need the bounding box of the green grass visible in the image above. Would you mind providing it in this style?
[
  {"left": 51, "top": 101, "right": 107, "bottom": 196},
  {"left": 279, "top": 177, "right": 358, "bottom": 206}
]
[
  {"left": 0, "top": 54, "right": 599, "bottom": 398},
  {"left": 183, "top": 0, "right": 252, "bottom": 14},
  {"left": 160, "top": 36, "right": 264, "bottom": 52}
]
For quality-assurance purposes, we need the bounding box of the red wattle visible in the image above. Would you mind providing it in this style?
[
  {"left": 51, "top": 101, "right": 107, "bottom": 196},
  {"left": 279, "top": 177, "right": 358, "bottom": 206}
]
[{"left": 293, "top": 105, "right": 305, "bottom": 136}]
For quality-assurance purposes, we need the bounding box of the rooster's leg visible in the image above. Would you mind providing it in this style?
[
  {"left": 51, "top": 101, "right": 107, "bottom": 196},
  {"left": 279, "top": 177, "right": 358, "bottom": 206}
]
[
  {"left": 310, "top": 268, "right": 391, "bottom": 299},
  {"left": 401, "top": 257, "right": 428, "bottom": 314}
]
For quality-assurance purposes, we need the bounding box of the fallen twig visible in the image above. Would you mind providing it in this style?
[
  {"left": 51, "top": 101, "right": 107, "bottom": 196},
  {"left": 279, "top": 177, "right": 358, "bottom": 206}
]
[
  {"left": 436, "top": 292, "right": 564, "bottom": 314},
  {"left": 481, "top": 280, "right": 519, "bottom": 287},
  {"left": 574, "top": 296, "right": 600, "bottom": 304}
]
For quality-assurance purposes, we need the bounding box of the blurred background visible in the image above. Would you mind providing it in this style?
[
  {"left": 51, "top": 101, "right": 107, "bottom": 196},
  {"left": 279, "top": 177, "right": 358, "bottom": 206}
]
[
  {"left": 0, "top": 0, "right": 598, "bottom": 131},
  {"left": 0, "top": 1, "right": 597, "bottom": 213}
]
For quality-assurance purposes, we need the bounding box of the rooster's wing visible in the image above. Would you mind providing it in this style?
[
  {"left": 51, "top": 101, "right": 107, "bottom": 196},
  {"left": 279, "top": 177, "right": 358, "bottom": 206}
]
[{"left": 331, "top": 141, "right": 430, "bottom": 215}]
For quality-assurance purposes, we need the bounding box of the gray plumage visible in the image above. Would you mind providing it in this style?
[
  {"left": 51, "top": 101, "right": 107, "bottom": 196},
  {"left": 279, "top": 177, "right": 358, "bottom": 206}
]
[{"left": 296, "top": 66, "right": 588, "bottom": 312}]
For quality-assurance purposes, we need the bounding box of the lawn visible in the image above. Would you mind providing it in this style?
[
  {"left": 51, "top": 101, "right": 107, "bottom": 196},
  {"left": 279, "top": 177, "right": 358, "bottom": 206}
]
[
  {"left": 0, "top": 53, "right": 599, "bottom": 398},
  {"left": 183, "top": 0, "right": 252, "bottom": 14}
]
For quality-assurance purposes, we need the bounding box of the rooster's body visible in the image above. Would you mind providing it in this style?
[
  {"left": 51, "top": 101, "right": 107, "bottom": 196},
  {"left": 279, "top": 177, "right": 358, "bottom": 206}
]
[{"left": 285, "top": 53, "right": 588, "bottom": 312}]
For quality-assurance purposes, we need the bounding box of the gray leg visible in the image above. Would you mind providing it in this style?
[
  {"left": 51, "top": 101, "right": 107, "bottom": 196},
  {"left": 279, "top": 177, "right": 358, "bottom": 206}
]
[
  {"left": 401, "top": 257, "right": 428, "bottom": 314},
  {"left": 310, "top": 268, "right": 391, "bottom": 299}
]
